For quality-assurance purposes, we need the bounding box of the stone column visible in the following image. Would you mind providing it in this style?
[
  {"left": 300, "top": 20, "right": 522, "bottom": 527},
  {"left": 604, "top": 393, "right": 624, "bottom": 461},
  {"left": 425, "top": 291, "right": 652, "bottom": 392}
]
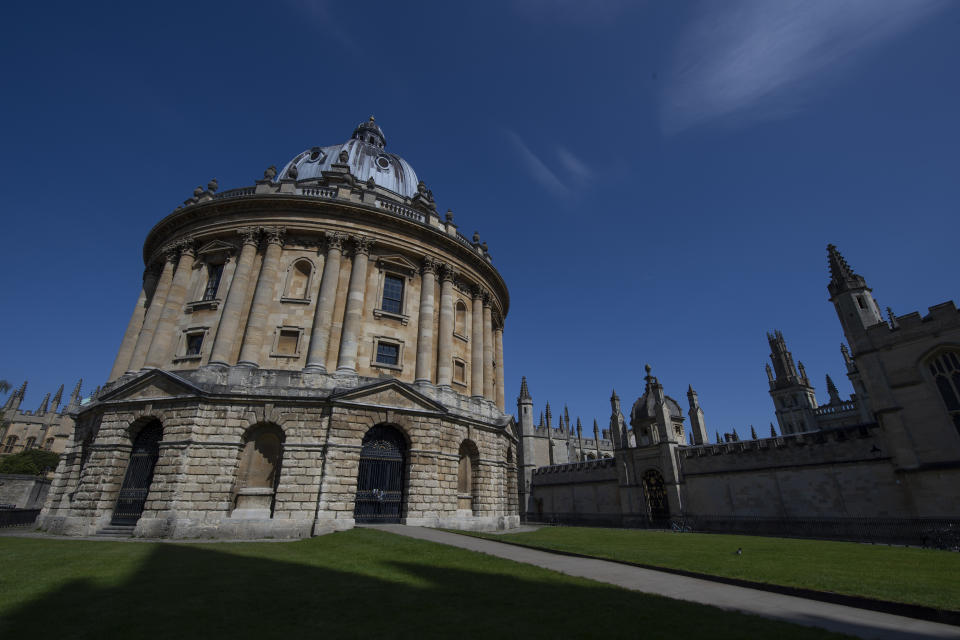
[
  {"left": 435, "top": 266, "right": 456, "bottom": 387},
  {"left": 128, "top": 249, "right": 177, "bottom": 372},
  {"left": 471, "top": 287, "right": 484, "bottom": 398},
  {"left": 208, "top": 227, "right": 259, "bottom": 367},
  {"left": 414, "top": 257, "right": 436, "bottom": 384},
  {"left": 336, "top": 235, "right": 373, "bottom": 373},
  {"left": 237, "top": 227, "right": 285, "bottom": 368},
  {"left": 145, "top": 241, "right": 197, "bottom": 368},
  {"left": 110, "top": 266, "right": 160, "bottom": 380},
  {"left": 304, "top": 232, "right": 345, "bottom": 372},
  {"left": 483, "top": 296, "right": 494, "bottom": 401},
  {"left": 495, "top": 324, "right": 505, "bottom": 411}
]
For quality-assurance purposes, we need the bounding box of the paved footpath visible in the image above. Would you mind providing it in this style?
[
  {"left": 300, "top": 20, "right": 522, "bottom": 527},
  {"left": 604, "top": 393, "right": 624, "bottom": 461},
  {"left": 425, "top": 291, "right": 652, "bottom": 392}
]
[{"left": 374, "top": 525, "right": 960, "bottom": 640}]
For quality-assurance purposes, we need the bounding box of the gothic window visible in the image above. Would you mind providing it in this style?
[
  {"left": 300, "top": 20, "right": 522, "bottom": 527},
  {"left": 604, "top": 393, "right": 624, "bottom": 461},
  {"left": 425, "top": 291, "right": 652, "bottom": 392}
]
[
  {"left": 381, "top": 275, "right": 404, "bottom": 314},
  {"left": 928, "top": 351, "right": 960, "bottom": 434},
  {"left": 642, "top": 469, "right": 669, "bottom": 521},
  {"left": 3, "top": 436, "right": 18, "bottom": 453},
  {"left": 283, "top": 259, "right": 312, "bottom": 300},
  {"left": 454, "top": 301, "right": 467, "bottom": 337},
  {"left": 202, "top": 263, "right": 225, "bottom": 301},
  {"left": 44, "top": 438, "right": 54, "bottom": 450},
  {"left": 25, "top": 437, "right": 37, "bottom": 450}
]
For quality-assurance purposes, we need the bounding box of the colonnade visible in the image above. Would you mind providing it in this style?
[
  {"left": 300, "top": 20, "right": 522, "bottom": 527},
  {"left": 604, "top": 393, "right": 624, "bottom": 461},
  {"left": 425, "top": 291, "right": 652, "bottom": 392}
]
[{"left": 112, "top": 228, "right": 506, "bottom": 409}]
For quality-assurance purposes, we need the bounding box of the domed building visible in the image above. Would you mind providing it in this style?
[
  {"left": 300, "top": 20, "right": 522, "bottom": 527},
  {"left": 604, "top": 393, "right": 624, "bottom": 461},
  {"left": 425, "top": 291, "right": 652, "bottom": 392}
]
[{"left": 39, "top": 118, "right": 519, "bottom": 538}]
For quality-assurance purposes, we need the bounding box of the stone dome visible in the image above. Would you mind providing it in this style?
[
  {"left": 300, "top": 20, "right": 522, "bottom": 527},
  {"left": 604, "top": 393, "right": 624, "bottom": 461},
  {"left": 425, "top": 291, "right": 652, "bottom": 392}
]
[
  {"left": 630, "top": 392, "right": 682, "bottom": 424},
  {"left": 276, "top": 117, "right": 420, "bottom": 198}
]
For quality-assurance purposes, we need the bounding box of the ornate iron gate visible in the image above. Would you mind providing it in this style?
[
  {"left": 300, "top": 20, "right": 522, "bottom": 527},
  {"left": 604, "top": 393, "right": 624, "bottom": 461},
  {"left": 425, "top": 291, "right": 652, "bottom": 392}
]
[
  {"left": 354, "top": 425, "right": 406, "bottom": 524},
  {"left": 111, "top": 423, "right": 162, "bottom": 526},
  {"left": 642, "top": 469, "right": 670, "bottom": 522}
]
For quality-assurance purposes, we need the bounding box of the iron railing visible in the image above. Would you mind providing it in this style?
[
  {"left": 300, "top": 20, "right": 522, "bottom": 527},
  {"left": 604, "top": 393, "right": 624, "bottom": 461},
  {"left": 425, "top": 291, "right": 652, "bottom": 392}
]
[
  {"left": 0, "top": 508, "right": 40, "bottom": 528},
  {"left": 523, "top": 513, "right": 960, "bottom": 550}
]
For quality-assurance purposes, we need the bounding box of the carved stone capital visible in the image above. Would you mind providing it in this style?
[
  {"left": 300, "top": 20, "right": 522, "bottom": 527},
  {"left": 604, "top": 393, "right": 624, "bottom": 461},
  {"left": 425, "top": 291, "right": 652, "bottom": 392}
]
[
  {"left": 263, "top": 226, "right": 286, "bottom": 247},
  {"left": 325, "top": 231, "right": 346, "bottom": 253},
  {"left": 352, "top": 235, "right": 373, "bottom": 256},
  {"left": 238, "top": 226, "right": 260, "bottom": 247},
  {"left": 481, "top": 291, "right": 492, "bottom": 307},
  {"left": 163, "top": 244, "right": 180, "bottom": 264},
  {"left": 439, "top": 263, "right": 459, "bottom": 283},
  {"left": 177, "top": 237, "right": 197, "bottom": 259},
  {"left": 471, "top": 284, "right": 485, "bottom": 300},
  {"left": 420, "top": 256, "right": 437, "bottom": 276}
]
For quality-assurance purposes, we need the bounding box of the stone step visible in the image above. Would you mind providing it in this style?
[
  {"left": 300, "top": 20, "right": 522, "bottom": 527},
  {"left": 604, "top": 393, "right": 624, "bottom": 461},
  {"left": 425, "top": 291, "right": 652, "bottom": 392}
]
[{"left": 95, "top": 525, "right": 135, "bottom": 537}]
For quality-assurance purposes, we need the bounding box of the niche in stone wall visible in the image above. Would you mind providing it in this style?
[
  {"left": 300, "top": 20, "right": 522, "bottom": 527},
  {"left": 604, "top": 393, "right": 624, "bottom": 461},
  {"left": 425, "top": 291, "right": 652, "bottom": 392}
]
[
  {"left": 458, "top": 440, "right": 479, "bottom": 513},
  {"left": 232, "top": 423, "right": 284, "bottom": 519},
  {"left": 283, "top": 259, "right": 313, "bottom": 301}
]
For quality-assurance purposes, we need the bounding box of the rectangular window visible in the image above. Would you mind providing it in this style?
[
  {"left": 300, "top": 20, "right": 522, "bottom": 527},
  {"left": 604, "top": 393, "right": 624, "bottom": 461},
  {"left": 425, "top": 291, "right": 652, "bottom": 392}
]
[
  {"left": 376, "top": 342, "right": 399, "bottom": 366},
  {"left": 453, "top": 360, "right": 466, "bottom": 385},
  {"left": 186, "top": 333, "right": 204, "bottom": 356},
  {"left": 277, "top": 329, "right": 300, "bottom": 356},
  {"left": 381, "top": 275, "right": 403, "bottom": 314},
  {"left": 203, "top": 263, "right": 225, "bottom": 301}
]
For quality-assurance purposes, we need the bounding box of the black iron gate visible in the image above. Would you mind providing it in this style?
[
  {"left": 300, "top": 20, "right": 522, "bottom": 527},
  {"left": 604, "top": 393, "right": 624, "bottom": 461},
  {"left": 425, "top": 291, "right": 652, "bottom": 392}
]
[
  {"left": 111, "top": 423, "right": 162, "bottom": 526},
  {"left": 642, "top": 469, "right": 670, "bottom": 522},
  {"left": 354, "top": 425, "right": 406, "bottom": 524}
]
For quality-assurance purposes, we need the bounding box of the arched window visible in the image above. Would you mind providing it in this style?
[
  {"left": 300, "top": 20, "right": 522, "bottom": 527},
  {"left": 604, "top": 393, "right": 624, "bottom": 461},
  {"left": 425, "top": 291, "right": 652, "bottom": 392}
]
[
  {"left": 3, "top": 435, "right": 17, "bottom": 453},
  {"left": 929, "top": 351, "right": 960, "bottom": 435},
  {"left": 233, "top": 424, "right": 284, "bottom": 518},
  {"left": 44, "top": 437, "right": 55, "bottom": 450},
  {"left": 455, "top": 301, "right": 467, "bottom": 337},
  {"left": 25, "top": 437, "right": 37, "bottom": 450},
  {"left": 283, "top": 260, "right": 312, "bottom": 300},
  {"left": 458, "top": 440, "right": 479, "bottom": 513}
]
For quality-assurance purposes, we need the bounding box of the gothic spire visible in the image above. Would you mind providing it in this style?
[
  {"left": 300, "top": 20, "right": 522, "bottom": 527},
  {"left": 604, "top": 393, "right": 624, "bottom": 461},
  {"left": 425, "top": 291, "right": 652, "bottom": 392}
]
[
  {"left": 518, "top": 376, "right": 531, "bottom": 401},
  {"left": 38, "top": 392, "right": 50, "bottom": 415},
  {"left": 750, "top": 425, "right": 757, "bottom": 439},
  {"left": 545, "top": 402, "right": 552, "bottom": 429},
  {"left": 827, "top": 244, "right": 869, "bottom": 297},
  {"left": 826, "top": 374, "right": 842, "bottom": 404},
  {"left": 770, "top": 422, "right": 777, "bottom": 437},
  {"left": 68, "top": 379, "right": 83, "bottom": 407},
  {"left": 52, "top": 384, "right": 64, "bottom": 410}
]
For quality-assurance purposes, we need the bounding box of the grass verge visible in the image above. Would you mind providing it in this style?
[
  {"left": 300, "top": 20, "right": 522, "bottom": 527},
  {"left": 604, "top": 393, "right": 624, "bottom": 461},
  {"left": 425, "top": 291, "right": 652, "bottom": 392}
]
[
  {"left": 0, "top": 529, "right": 852, "bottom": 639},
  {"left": 456, "top": 526, "right": 960, "bottom": 611}
]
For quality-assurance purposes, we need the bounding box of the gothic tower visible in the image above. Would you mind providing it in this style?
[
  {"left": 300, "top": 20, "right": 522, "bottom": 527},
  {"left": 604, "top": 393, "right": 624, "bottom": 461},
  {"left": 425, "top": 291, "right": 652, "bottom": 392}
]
[
  {"left": 827, "top": 244, "right": 884, "bottom": 349},
  {"left": 767, "top": 331, "right": 818, "bottom": 434}
]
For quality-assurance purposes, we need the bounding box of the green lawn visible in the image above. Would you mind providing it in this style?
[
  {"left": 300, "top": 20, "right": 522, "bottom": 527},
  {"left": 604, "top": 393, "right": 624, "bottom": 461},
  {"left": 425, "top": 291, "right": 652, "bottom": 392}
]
[
  {"left": 459, "top": 526, "right": 960, "bottom": 611},
  {"left": 0, "top": 529, "right": 851, "bottom": 639}
]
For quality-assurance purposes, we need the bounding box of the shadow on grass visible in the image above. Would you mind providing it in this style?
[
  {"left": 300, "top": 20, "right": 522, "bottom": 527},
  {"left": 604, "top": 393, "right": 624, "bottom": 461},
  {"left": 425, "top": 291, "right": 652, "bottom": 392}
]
[{"left": 0, "top": 531, "right": 853, "bottom": 639}]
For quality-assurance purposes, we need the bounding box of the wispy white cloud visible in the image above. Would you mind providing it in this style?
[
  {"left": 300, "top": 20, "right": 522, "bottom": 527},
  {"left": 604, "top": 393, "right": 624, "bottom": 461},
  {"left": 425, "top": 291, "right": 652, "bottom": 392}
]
[
  {"left": 284, "top": 0, "right": 358, "bottom": 54},
  {"left": 505, "top": 130, "right": 569, "bottom": 197},
  {"left": 556, "top": 146, "right": 593, "bottom": 187},
  {"left": 661, "top": 0, "right": 950, "bottom": 134},
  {"left": 511, "top": 0, "right": 634, "bottom": 26}
]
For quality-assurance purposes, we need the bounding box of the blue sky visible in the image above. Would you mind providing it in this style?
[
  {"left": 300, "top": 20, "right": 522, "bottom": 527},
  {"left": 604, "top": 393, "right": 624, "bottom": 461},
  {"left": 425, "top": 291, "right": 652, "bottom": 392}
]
[{"left": 1, "top": 1, "right": 958, "bottom": 437}]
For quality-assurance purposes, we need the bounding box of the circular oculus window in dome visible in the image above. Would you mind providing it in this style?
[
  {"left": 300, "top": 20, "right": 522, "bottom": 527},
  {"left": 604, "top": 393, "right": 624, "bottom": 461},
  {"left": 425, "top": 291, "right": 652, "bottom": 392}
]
[
  {"left": 375, "top": 155, "right": 391, "bottom": 170},
  {"left": 308, "top": 148, "right": 325, "bottom": 162}
]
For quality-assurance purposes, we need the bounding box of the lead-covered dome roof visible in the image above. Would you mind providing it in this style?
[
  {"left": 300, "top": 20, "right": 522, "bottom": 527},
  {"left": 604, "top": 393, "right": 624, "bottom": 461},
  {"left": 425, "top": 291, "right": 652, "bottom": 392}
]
[
  {"left": 276, "top": 117, "right": 419, "bottom": 198},
  {"left": 630, "top": 392, "right": 682, "bottom": 423}
]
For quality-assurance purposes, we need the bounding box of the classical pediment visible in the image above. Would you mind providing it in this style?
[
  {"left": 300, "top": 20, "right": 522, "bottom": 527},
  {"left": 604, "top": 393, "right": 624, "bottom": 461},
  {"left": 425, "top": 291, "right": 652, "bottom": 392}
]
[
  {"left": 330, "top": 380, "right": 447, "bottom": 414},
  {"left": 196, "top": 239, "right": 236, "bottom": 257},
  {"left": 98, "top": 370, "right": 203, "bottom": 403},
  {"left": 376, "top": 254, "right": 418, "bottom": 276}
]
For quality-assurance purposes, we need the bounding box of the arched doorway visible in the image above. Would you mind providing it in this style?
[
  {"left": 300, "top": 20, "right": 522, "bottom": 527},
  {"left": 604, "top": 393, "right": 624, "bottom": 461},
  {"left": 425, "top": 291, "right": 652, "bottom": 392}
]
[
  {"left": 112, "top": 421, "right": 163, "bottom": 526},
  {"left": 642, "top": 469, "right": 670, "bottom": 522},
  {"left": 354, "top": 425, "right": 407, "bottom": 524}
]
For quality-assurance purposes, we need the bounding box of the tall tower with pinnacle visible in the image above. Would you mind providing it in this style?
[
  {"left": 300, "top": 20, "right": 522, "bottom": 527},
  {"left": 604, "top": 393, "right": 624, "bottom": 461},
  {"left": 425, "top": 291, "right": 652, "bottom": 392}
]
[
  {"left": 827, "top": 244, "right": 884, "bottom": 348},
  {"left": 687, "top": 385, "right": 708, "bottom": 445},
  {"left": 767, "top": 331, "right": 818, "bottom": 434}
]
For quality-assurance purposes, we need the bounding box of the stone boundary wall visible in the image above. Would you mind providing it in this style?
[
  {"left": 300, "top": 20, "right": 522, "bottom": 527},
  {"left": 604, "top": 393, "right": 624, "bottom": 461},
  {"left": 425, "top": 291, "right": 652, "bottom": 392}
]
[
  {"left": 529, "top": 459, "right": 620, "bottom": 521},
  {"left": 0, "top": 474, "right": 50, "bottom": 509}
]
